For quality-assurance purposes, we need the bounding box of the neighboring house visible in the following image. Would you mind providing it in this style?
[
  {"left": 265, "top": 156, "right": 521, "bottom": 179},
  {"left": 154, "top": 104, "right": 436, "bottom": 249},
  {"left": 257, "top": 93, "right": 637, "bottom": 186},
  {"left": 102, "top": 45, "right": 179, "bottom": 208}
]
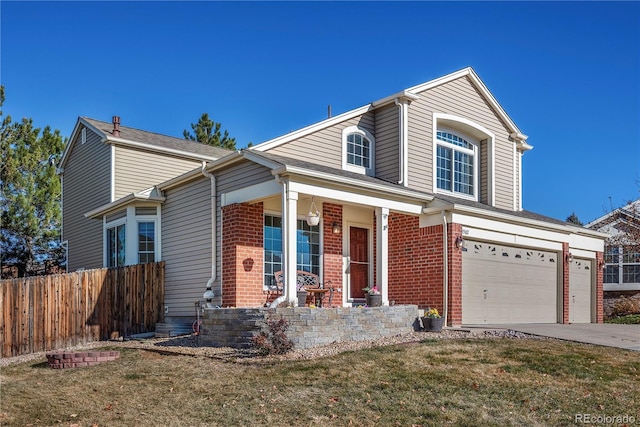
[
  {"left": 60, "top": 67, "right": 607, "bottom": 326},
  {"left": 587, "top": 200, "right": 640, "bottom": 294}
]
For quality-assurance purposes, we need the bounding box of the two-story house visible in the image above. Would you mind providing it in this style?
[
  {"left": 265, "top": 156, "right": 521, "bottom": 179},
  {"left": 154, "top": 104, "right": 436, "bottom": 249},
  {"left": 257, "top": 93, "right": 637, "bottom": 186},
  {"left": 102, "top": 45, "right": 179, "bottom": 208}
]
[{"left": 60, "top": 67, "right": 607, "bottom": 326}]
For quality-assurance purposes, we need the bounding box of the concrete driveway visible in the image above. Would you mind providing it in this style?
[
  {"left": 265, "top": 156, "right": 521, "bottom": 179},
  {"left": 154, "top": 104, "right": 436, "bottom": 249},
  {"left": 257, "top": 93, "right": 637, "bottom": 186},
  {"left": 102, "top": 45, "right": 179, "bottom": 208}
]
[{"left": 465, "top": 323, "right": 640, "bottom": 351}]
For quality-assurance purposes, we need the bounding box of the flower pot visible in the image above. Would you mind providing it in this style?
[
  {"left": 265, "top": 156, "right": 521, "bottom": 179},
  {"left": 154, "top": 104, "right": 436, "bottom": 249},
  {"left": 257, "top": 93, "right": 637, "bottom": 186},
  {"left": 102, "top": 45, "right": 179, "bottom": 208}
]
[
  {"left": 423, "top": 317, "right": 444, "bottom": 332},
  {"left": 366, "top": 294, "right": 382, "bottom": 307},
  {"left": 297, "top": 290, "right": 307, "bottom": 307}
]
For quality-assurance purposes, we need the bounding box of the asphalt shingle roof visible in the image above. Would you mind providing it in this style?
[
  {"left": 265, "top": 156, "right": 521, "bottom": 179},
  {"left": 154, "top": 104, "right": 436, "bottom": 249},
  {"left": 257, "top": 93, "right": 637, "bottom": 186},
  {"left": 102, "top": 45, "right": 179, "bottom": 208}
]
[{"left": 82, "top": 117, "right": 233, "bottom": 159}]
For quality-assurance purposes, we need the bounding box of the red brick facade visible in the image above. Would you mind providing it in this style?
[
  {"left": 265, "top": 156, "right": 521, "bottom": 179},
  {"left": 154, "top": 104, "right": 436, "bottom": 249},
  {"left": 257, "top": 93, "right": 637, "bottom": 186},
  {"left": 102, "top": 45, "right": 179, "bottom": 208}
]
[
  {"left": 595, "top": 252, "right": 604, "bottom": 323},
  {"left": 322, "top": 203, "right": 343, "bottom": 297},
  {"left": 562, "top": 242, "right": 570, "bottom": 324},
  {"left": 221, "top": 202, "right": 603, "bottom": 324},
  {"left": 222, "top": 202, "right": 264, "bottom": 307}
]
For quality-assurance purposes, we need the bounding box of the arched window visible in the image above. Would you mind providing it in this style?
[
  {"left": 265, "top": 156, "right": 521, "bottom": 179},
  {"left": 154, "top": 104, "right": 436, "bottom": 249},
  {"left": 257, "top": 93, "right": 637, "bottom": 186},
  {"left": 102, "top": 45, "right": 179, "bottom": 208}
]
[
  {"left": 436, "top": 129, "right": 476, "bottom": 197},
  {"left": 342, "top": 126, "right": 375, "bottom": 175}
]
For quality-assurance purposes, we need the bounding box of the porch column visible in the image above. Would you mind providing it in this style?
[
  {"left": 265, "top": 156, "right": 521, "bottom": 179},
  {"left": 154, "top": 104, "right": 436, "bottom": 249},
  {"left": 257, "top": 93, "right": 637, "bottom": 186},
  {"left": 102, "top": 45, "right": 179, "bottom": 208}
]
[
  {"left": 376, "top": 207, "right": 389, "bottom": 305},
  {"left": 282, "top": 179, "right": 298, "bottom": 304}
]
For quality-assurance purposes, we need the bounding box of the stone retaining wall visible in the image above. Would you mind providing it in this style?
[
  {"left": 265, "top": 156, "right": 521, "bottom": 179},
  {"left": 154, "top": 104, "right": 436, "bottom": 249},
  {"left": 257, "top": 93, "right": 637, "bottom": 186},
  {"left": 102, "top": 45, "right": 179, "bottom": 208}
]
[{"left": 199, "top": 305, "right": 420, "bottom": 349}]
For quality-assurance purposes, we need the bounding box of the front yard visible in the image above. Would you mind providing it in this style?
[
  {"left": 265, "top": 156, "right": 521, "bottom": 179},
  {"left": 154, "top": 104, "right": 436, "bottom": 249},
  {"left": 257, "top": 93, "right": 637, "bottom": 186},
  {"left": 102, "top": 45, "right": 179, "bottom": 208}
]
[{"left": 1, "top": 337, "right": 638, "bottom": 426}]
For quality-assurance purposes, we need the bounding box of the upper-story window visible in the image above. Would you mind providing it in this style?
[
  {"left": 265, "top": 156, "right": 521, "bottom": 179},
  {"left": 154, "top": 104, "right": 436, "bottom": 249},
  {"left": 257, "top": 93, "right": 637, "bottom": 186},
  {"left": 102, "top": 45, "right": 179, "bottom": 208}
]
[
  {"left": 436, "top": 129, "right": 477, "bottom": 197},
  {"left": 342, "top": 126, "right": 375, "bottom": 176}
]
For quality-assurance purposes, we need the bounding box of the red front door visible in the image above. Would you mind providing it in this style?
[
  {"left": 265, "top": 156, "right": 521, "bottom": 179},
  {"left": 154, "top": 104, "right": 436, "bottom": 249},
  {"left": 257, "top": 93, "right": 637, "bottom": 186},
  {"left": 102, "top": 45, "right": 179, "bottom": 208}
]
[{"left": 349, "top": 227, "right": 369, "bottom": 299}]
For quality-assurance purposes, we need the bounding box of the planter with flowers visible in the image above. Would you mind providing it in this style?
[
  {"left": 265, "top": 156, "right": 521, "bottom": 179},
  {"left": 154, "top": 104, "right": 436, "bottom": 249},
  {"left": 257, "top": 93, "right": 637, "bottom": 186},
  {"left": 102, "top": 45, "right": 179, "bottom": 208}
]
[
  {"left": 422, "top": 307, "right": 444, "bottom": 332},
  {"left": 363, "top": 285, "right": 382, "bottom": 307}
]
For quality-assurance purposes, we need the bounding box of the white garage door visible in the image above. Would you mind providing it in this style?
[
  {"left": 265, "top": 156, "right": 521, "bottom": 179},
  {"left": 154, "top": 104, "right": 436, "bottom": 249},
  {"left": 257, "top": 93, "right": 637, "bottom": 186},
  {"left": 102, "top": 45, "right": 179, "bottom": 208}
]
[
  {"left": 569, "top": 259, "right": 592, "bottom": 323},
  {"left": 462, "top": 241, "right": 558, "bottom": 324}
]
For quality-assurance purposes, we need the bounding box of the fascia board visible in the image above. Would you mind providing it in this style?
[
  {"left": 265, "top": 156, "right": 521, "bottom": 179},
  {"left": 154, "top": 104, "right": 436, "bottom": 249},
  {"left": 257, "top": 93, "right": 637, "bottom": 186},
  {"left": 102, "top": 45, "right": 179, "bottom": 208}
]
[
  {"left": 104, "top": 136, "right": 220, "bottom": 162},
  {"left": 252, "top": 105, "right": 373, "bottom": 151},
  {"left": 85, "top": 193, "right": 165, "bottom": 219},
  {"left": 371, "top": 90, "right": 420, "bottom": 107},
  {"left": 275, "top": 165, "right": 433, "bottom": 201},
  {"left": 289, "top": 181, "right": 424, "bottom": 215},
  {"left": 58, "top": 117, "right": 107, "bottom": 171},
  {"left": 241, "top": 150, "right": 285, "bottom": 169}
]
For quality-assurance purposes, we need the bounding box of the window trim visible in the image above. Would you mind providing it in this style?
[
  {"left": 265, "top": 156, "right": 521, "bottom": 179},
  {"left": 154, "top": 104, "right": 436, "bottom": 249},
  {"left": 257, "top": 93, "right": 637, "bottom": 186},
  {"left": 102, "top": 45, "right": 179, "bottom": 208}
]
[
  {"left": 435, "top": 127, "right": 478, "bottom": 200},
  {"left": 432, "top": 113, "right": 495, "bottom": 204},
  {"left": 342, "top": 125, "right": 375, "bottom": 176},
  {"left": 105, "top": 219, "right": 126, "bottom": 268},
  {"left": 263, "top": 212, "right": 323, "bottom": 289}
]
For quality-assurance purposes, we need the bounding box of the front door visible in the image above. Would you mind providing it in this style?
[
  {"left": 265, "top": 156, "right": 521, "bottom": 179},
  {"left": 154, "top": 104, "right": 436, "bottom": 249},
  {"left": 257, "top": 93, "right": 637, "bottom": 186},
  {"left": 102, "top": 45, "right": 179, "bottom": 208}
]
[{"left": 349, "top": 227, "right": 369, "bottom": 299}]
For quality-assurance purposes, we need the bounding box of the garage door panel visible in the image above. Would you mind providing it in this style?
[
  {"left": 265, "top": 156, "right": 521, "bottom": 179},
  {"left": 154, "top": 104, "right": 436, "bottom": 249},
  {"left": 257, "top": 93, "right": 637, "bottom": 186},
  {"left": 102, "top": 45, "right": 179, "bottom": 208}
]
[{"left": 463, "top": 241, "right": 558, "bottom": 324}]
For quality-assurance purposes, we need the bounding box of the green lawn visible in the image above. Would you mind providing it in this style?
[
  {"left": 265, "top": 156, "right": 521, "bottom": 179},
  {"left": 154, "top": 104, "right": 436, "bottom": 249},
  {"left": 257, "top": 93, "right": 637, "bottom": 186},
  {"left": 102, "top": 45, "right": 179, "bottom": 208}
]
[{"left": 1, "top": 338, "right": 638, "bottom": 426}]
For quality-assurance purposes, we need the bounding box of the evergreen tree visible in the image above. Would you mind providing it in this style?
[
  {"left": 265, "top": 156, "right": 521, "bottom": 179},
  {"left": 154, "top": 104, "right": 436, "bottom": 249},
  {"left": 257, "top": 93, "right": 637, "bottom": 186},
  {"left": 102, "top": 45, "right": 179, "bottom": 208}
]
[
  {"left": 566, "top": 212, "right": 583, "bottom": 226},
  {"left": 183, "top": 113, "right": 236, "bottom": 149},
  {"left": 0, "top": 86, "right": 66, "bottom": 276}
]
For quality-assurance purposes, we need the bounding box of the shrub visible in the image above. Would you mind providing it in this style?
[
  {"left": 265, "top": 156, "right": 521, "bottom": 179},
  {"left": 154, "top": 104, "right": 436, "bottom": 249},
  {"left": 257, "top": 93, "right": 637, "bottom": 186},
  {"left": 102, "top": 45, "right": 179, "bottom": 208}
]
[
  {"left": 611, "top": 296, "right": 640, "bottom": 317},
  {"left": 251, "top": 316, "right": 294, "bottom": 355}
]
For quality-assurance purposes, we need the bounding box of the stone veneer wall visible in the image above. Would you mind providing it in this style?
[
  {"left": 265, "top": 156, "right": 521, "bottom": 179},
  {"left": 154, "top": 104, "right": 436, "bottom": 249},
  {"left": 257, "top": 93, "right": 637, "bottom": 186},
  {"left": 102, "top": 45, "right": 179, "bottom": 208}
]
[{"left": 199, "top": 305, "right": 420, "bottom": 349}]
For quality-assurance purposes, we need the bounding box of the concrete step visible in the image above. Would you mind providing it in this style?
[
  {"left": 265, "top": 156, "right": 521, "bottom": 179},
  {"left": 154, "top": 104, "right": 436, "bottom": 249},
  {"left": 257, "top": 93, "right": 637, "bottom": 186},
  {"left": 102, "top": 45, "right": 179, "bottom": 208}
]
[{"left": 154, "top": 322, "right": 194, "bottom": 337}]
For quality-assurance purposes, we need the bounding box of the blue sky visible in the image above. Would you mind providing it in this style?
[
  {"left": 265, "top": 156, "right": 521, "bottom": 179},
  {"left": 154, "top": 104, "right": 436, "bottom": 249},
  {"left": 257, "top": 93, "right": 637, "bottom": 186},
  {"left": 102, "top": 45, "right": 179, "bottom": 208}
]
[{"left": 2, "top": 1, "right": 638, "bottom": 223}]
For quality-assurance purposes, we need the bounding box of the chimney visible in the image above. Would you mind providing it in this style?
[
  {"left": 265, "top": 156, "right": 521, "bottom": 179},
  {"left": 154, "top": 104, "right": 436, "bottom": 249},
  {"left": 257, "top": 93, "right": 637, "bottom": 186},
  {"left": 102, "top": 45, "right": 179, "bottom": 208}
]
[
  {"left": 327, "top": 105, "right": 332, "bottom": 119},
  {"left": 112, "top": 116, "right": 121, "bottom": 137}
]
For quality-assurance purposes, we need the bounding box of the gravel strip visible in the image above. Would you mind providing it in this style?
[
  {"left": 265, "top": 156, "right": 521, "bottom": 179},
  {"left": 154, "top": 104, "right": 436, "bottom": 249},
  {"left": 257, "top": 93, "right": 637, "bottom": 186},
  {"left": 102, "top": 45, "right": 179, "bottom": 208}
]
[{"left": 0, "top": 328, "right": 548, "bottom": 367}]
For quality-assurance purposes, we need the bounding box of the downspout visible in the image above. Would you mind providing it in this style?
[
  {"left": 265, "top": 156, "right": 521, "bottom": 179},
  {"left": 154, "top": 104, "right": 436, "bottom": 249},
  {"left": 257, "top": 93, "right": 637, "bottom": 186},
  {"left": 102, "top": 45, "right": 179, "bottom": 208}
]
[
  {"left": 201, "top": 162, "right": 217, "bottom": 305},
  {"left": 270, "top": 174, "right": 288, "bottom": 308},
  {"left": 395, "top": 99, "right": 404, "bottom": 185},
  {"left": 442, "top": 210, "right": 449, "bottom": 327}
]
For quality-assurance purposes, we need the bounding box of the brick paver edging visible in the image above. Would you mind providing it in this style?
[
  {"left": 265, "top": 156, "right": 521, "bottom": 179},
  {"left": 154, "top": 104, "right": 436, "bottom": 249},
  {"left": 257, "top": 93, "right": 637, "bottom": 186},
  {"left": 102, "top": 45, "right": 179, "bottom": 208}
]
[{"left": 45, "top": 351, "right": 120, "bottom": 369}]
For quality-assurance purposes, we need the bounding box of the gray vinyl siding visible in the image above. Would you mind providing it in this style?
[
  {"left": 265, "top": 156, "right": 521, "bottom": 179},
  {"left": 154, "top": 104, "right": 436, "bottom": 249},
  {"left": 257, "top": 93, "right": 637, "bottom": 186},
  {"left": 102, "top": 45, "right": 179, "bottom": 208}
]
[
  {"left": 217, "top": 161, "right": 274, "bottom": 194},
  {"left": 408, "top": 76, "right": 516, "bottom": 210},
  {"left": 114, "top": 146, "right": 201, "bottom": 198},
  {"left": 62, "top": 127, "right": 111, "bottom": 271},
  {"left": 266, "top": 113, "right": 375, "bottom": 171},
  {"left": 162, "top": 176, "right": 212, "bottom": 317},
  {"left": 374, "top": 105, "right": 400, "bottom": 183}
]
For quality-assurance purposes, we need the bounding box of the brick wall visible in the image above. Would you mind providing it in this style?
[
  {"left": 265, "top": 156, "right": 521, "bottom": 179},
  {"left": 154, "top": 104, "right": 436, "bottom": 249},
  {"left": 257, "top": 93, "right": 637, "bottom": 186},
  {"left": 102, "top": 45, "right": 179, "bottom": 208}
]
[
  {"left": 447, "top": 223, "right": 463, "bottom": 326},
  {"left": 199, "top": 305, "right": 420, "bottom": 349},
  {"left": 387, "top": 214, "right": 445, "bottom": 311},
  {"left": 562, "top": 242, "right": 570, "bottom": 324},
  {"left": 222, "top": 202, "right": 264, "bottom": 307},
  {"left": 596, "top": 251, "right": 604, "bottom": 323},
  {"left": 322, "top": 203, "right": 343, "bottom": 290}
]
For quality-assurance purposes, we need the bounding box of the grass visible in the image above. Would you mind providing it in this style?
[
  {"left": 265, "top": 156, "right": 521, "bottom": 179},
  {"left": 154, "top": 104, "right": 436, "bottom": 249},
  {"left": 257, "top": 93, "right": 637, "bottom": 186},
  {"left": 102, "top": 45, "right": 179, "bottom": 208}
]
[
  {"left": 1, "top": 339, "right": 638, "bottom": 426},
  {"left": 605, "top": 314, "right": 640, "bottom": 324}
]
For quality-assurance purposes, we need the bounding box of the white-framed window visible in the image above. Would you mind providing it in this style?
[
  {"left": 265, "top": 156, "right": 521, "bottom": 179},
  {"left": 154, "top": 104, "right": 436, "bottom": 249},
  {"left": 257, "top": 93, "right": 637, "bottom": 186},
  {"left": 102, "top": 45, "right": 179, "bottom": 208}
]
[
  {"left": 106, "top": 221, "right": 126, "bottom": 268},
  {"left": 263, "top": 214, "right": 321, "bottom": 288},
  {"left": 435, "top": 129, "right": 477, "bottom": 198},
  {"left": 137, "top": 221, "right": 156, "bottom": 264},
  {"left": 342, "top": 126, "right": 375, "bottom": 176},
  {"left": 605, "top": 245, "right": 640, "bottom": 284},
  {"left": 104, "top": 206, "right": 160, "bottom": 267}
]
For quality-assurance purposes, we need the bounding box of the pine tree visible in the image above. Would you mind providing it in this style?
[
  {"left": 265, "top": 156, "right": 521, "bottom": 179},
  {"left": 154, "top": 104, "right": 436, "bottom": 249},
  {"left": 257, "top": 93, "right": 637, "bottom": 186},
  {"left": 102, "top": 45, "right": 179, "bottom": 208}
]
[
  {"left": 0, "top": 86, "right": 66, "bottom": 276},
  {"left": 183, "top": 113, "right": 236, "bottom": 149}
]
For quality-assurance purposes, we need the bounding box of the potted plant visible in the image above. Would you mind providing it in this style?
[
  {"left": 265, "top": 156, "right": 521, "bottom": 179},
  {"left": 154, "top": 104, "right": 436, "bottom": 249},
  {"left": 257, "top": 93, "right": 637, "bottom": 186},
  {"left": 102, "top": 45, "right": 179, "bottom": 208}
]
[
  {"left": 362, "top": 285, "right": 382, "bottom": 307},
  {"left": 422, "top": 307, "right": 444, "bottom": 332},
  {"left": 296, "top": 283, "right": 307, "bottom": 307}
]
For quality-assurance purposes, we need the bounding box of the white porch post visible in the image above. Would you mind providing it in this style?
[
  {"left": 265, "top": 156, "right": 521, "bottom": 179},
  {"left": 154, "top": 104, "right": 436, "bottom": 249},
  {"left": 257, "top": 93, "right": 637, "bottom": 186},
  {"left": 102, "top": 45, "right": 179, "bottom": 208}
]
[
  {"left": 282, "top": 179, "right": 298, "bottom": 304},
  {"left": 376, "top": 207, "right": 389, "bottom": 305}
]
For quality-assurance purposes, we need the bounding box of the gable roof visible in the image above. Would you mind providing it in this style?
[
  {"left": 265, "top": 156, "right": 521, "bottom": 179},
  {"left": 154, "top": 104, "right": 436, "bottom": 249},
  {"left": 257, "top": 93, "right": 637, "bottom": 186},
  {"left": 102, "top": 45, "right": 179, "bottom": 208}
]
[
  {"left": 586, "top": 199, "right": 640, "bottom": 235},
  {"left": 253, "top": 67, "right": 529, "bottom": 152},
  {"left": 59, "top": 116, "right": 232, "bottom": 170}
]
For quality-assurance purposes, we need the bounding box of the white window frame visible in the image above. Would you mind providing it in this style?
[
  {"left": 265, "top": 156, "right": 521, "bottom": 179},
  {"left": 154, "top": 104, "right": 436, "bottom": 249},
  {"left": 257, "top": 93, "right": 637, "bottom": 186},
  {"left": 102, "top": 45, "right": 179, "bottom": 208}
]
[
  {"left": 342, "top": 125, "right": 375, "bottom": 176},
  {"left": 103, "top": 206, "right": 161, "bottom": 267},
  {"left": 435, "top": 127, "right": 478, "bottom": 200},
  {"left": 432, "top": 113, "right": 495, "bottom": 204},
  {"left": 263, "top": 212, "right": 323, "bottom": 289}
]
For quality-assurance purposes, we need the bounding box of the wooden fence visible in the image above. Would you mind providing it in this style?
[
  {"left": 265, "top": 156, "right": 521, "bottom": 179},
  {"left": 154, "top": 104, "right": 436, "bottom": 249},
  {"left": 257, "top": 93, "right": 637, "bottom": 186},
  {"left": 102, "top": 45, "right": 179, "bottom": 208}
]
[{"left": 0, "top": 262, "right": 165, "bottom": 358}]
